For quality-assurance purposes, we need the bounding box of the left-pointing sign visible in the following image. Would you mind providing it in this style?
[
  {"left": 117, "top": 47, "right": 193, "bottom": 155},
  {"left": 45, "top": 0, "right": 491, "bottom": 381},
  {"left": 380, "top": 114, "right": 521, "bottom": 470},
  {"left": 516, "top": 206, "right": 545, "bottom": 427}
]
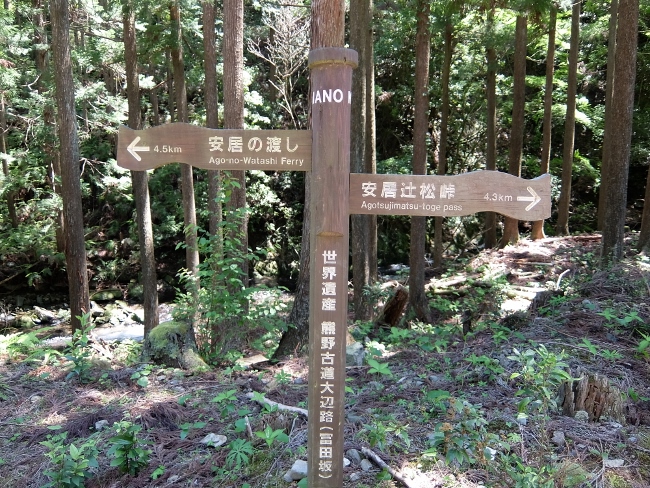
[
  {"left": 127, "top": 137, "right": 150, "bottom": 161},
  {"left": 117, "top": 123, "right": 312, "bottom": 172}
]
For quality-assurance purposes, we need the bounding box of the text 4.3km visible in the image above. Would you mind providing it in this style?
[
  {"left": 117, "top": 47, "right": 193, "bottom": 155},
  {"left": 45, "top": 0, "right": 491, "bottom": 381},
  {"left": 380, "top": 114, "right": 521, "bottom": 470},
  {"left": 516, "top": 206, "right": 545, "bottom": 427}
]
[{"left": 484, "top": 193, "right": 513, "bottom": 202}]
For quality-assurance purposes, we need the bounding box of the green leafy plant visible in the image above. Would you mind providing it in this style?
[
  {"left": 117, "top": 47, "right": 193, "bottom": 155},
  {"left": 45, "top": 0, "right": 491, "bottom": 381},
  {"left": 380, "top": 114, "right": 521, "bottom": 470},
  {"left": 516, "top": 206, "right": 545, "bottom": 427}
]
[
  {"left": 130, "top": 364, "right": 153, "bottom": 387},
  {"left": 464, "top": 353, "right": 504, "bottom": 382},
  {"left": 367, "top": 357, "right": 392, "bottom": 377},
  {"left": 151, "top": 465, "right": 165, "bottom": 480},
  {"left": 274, "top": 370, "right": 292, "bottom": 385},
  {"left": 107, "top": 420, "right": 151, "bottom": 476},
  {"left": 179, "top": 421, "right": 207, "bottom": 440},
  {"left": 64, "top": 313, "right": 95, "bottom": 383},
  {"left": 173, "top": 184, "right": 288, "bottom": 364},
  {"left": 212, "top": 389, "right": 238, "bottom": 418},
  {"left": 502, "top": 453, "right": 556, "bottom": 488},
  {"left": 509, "top": 345, "right": 574, "bottom": 421},
  {"left": 254, "top": 425, "right": 289, "bottom": 448},
  {"left": 636, "top": 331, "right": 650, "bottom": 360},
  {"left": 362, "top": 419, "right": 410, "bottom": 452},
  {"left": 40, "top": 430, "right": 99, "bottom": 488},
  {"left": 226, "top": 438, "right": 255, "bottom": 469},
  {"left": 425, "top": 397, "right": 497, "bottom": 466}
]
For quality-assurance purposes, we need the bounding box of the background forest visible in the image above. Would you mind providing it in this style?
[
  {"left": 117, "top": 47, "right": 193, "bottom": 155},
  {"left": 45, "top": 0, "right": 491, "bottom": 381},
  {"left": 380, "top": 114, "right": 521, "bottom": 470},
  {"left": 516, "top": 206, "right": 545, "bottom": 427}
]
[
  {"left": 1, "top": 0, "right": 650, "bottom": 487},
  {"left": 1, "top": 0, "right": 648, "bottom": 299}
]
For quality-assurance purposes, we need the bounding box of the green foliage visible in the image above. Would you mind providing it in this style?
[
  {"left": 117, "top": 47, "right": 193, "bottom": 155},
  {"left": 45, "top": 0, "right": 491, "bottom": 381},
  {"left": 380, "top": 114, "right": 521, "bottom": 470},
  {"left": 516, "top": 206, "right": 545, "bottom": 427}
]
[
  {"left": 502, "top": 454, "right": 556, "bottom": 488},
  {"left": 254, "top": 425, "right": 289, "bottom": 448},
  {"left": 464, "top": 354, "right": 505, "bottom": 382},
  {"left": 130, "top": 364, "right": 153, "bottom": 388},
  {"left": 64, "top": 314, "right": 95, "bottom": 383},
  {"left": 226, "top": 439, "right": 255, "bottom": 469},
  {"left": 366, "top": 357, "right": 392, "bottom": 377},
  {"left": 211, "top": 389, "right": 239, "bottom": 418},
  {"left": 508, "top": 345, "right": 574, "bottom": 419},
  {"left": 107, "top": 421, "right": 151, "bottom": 476},
  {"left": 174, "top": 179, "right": 287, "bottom": 364},
  {"left": 179, "top": 421, "right": 207, "bottom": 440},
  {"left": 362, "top": 418, "right": 410, "bottom": 452},
  {"left": 425, "top": 397, "right": 497, "bottom": 466},
  {"left": 40, "top": 430, "right": 99, "bottom": 488}
]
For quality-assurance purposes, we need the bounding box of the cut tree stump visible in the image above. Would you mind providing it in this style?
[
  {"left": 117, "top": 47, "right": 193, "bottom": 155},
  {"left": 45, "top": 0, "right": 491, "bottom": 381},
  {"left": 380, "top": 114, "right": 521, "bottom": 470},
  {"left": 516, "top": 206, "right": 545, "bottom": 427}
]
[
  {"left": 559, "top": 370, "right": 625, "bottom": 423},
  {"left": 375, "top": 285, "right": 408, "bottom": 328}
]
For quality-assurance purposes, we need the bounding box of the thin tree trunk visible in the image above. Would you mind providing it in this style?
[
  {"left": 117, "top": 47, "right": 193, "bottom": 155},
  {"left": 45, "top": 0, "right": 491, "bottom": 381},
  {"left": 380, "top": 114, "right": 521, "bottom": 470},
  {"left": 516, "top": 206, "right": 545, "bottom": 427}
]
[
  {"left": 223, "top": 0, "right": 248, "bottom": 283},
  {"left": 167, "top": 50, "right": 175, "bottom": 123},
  {"left": 350, "top": 0, "right": 373, "bottom": 321},
  {"left": 273, "top": 0, "right": 345, "bottom": 358},
  {"left": 434, "top": 22, "right": 453, "bottom": 268},
  {"left": 602, "top": 0, "right": 638, "bottom": 263},
  {"left": 366, "top": 2, "right": 377, "bottom": 286},
  {"left": 203, "top": 0, "right": 222, "bottom": 239},
  {"left": 1, "top": 94, "right": 18, "bottom": 228},
  {"left": 638, "top": 167, "right": 650, "bottom": 250},
  {"left": 34, "top": 0, "right": 65, "bottom": 252},
  {"left": 532, "top": 4, "right": 557, "bottom": 240},
  {"left": 500, "top": 15, "right": 527, "bottom": 247},
  {"left": 598, "top": 0, "right": 619, "bottom": 230},
  {"left": 409, "top": 0, "right": 432, "bottom": 323},
  {"left": 556, "top": 1, "right": 580, "bottom": 236},
  {"left": 50, "top": 0, "right": 90, "bottom": 334},
  {"left": 124, "top": 1, "right": 159, "bottom": 338},
  {"left": 170, "top": 1, "right": 199, "bottom": 280},
  {"left": 484, "top": 1, "right": 497, "bottom": 249},
  {"left": 150, "top": 64, "right": 161, "bottom": 126}
]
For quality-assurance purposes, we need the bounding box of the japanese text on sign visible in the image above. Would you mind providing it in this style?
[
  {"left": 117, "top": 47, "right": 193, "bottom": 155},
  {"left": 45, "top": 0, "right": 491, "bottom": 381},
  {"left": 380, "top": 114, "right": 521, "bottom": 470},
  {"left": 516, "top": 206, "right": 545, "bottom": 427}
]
[{"left": 317, "top": 249, "right": 339, "bottom": 479}]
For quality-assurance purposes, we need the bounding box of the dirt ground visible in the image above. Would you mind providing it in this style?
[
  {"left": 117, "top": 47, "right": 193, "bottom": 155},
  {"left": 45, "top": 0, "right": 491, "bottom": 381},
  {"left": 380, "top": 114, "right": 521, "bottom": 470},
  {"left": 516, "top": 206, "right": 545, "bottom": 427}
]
[{"left": 1, "top": 234, "right": 649, "bottom": 488}]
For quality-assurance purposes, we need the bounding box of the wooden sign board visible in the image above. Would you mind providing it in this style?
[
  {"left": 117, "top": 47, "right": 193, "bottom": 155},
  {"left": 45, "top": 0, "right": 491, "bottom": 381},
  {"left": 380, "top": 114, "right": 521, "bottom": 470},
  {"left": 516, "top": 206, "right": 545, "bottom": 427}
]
[
  {"left": 349, "top": 171, "right": 551, "bottom": 221},
  {"left": 116, "top": 123, "right": 311, "bottom": 172}
]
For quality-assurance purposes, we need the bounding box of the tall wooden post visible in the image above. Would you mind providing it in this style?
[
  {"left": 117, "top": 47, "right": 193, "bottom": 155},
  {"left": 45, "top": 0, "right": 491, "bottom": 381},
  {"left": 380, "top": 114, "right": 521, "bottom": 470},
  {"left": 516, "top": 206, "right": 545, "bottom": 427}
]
[{"left": 307, "top": 47, "right": 357, "bottom": 487}]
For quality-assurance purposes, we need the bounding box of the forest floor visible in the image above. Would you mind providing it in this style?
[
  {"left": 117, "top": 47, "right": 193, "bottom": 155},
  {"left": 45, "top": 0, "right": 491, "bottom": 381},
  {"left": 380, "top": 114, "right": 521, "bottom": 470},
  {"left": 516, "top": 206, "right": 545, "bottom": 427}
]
[{"left": 1, "top": 234, "right": 650, "bottom": 488}]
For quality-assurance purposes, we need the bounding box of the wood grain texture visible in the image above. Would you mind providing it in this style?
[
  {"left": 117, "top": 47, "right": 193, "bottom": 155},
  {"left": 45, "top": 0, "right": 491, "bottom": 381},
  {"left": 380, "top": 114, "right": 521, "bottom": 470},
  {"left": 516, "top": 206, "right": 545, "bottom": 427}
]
[
  {"left": 349, "top": 171, "right": 551, "bottom": 221},
  {"left": 117, "top": 124, "right": 311, "bottom": 171}
]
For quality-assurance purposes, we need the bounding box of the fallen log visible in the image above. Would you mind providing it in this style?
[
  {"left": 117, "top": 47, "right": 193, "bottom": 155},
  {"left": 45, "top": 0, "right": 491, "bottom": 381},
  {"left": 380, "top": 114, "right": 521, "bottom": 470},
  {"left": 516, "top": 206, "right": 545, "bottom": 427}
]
[
  {"left": 245, "top": 392, "right": 308, "bottom": 418},
  {"left": 361, "top": 446, "right": 425, "bottom": 488}
]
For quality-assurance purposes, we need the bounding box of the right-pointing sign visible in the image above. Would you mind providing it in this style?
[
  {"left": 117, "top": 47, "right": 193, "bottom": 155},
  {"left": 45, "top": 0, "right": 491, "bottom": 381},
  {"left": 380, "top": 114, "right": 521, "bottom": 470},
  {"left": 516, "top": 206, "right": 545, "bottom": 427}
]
[{"left": 349, "top": 171, "right": 551, "bottom": 221}]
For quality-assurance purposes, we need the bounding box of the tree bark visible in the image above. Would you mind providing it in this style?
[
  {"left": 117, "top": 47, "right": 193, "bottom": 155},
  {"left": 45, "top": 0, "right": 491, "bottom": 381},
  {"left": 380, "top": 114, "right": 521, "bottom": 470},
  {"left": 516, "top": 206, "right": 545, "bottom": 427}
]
[
  {"left": 50, "top": 0, "right": 90, "bottom": 334},
  {"left": 170, "top": 1, "right": 199, "bottom": 280},
  {"left": 532, "top": 4, "right": 557, "bottom": 240},
  {"left": 273, "top": 0, "right": 346, "bottom": 358},
  {"left": 598, "top": 0, "right": 619, "bottom": 231},
  {"left": 124, "top": 1, "right": 159, "bottom": 338},
  {"left": 365, "top": 5, "right": 377, "bottom": 287},
  {"left": 434, "top": 21, "right": 453, "bottom": 268},
  {"left": 149, "top": 64, "right": 161, "bottom": 126},
  {"left": 602, "top": 0, "right": 638, "bottom": 263},
  {"left": 408, "top": 0, "right": 432, "bottom": 323},
  {"left": 638, "top": 166, "right": 650, "bottom": 250},
  {"left": 203, "top": 0, "right": 222, "bottom": 239},
  {"left": 223, "top": 0, "right": 248, "bottom": 282},
  {"left": 500, "top": 15, "right": 527, "bottom": 247},
  {"left": 484, "top": 1, "right": 497, "bottom": 249},
  {"left": 34, "top": 0, "right": 65, "bottom": 253},
  {"left": 350, "top": 0, "right": 374, "bottom": 321},
  {"left": 556, "top": 1, "right": 580, "bottom": 236},
  {"left": 1, "top": 94, "right": 18, "bottom": 228}
]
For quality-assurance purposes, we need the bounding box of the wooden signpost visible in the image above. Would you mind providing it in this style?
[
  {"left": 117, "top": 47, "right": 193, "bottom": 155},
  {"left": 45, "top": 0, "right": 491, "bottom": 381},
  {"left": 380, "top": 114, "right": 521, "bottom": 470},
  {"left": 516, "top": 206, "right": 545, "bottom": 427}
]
[
  {"left": 350, "top": 171, "right": 551, "bottom": 221},
  {"left": 117, "top": 124, "right": 311, "bottom": 172},
  {"left": 116, "top": 47, "right": 551, "bottom": 488}
]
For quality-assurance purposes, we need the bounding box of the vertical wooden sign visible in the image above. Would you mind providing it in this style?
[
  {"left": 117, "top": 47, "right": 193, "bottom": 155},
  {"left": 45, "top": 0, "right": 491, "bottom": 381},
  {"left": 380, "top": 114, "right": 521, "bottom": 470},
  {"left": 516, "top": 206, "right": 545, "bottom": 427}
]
[{"left": 307, "top": 47, "right": 358, "bottom": 487}]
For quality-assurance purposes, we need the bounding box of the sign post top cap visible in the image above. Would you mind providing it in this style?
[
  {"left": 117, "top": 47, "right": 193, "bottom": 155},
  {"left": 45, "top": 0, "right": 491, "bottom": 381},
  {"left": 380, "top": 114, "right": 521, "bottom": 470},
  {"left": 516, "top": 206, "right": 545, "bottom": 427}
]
[{"left": 308, "top": 47, "right": 358, "bottom": 69}]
